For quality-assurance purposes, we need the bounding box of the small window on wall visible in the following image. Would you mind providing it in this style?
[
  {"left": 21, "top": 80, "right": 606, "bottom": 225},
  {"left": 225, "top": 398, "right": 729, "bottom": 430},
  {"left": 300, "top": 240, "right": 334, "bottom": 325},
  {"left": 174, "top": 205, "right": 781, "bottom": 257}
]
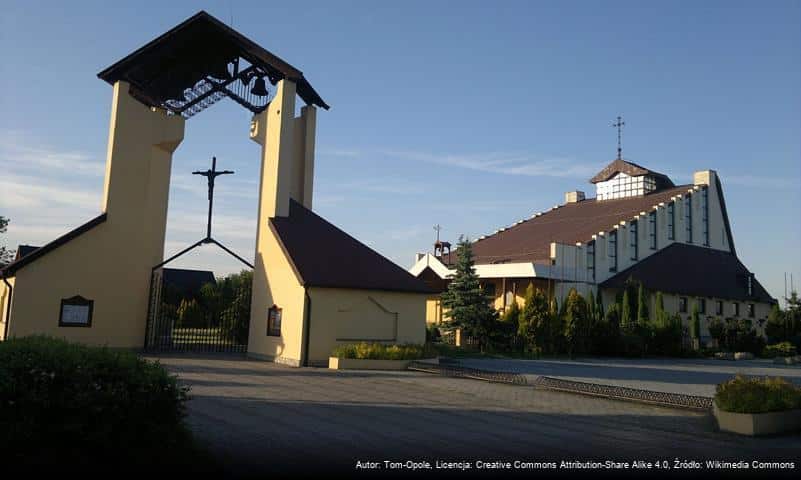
[
  {"left": 679, "top": 297, "right": 688, "bottom": 313},
  {"left": 748, "top": 303, "right": 755, "bottom": 318},
  {"left": 59, "top": 296, "right": 94, "bottom": 327},
  {"left": 483, "top": 283, "right": 497, "bottom": 298},
  {"left": 698, "top": 298, "right": 706, "bottom": 314},
  {"left": 733, "top": 302, "right": 740, "bottom": 317},
  {"left": 267, "top": 305, "right": 282, "bottom": 337},
  {"left": 715, "top": 300, "right": 723, "bottom": 315}
]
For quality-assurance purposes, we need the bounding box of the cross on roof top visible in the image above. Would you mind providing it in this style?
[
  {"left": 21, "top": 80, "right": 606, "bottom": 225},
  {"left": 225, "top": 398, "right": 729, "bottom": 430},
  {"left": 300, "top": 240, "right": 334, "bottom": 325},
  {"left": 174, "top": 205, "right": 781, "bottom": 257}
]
[{"left": 612, "top": 116, "right": 625, "bottom": 160}]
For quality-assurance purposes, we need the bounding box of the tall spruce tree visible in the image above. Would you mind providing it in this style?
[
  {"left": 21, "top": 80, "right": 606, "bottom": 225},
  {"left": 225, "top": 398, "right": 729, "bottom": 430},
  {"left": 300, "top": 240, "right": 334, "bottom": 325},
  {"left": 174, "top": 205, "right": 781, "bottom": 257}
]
[
  {"left": 440, "top": 236, "right": 497, "bottom": 350},
  {"left": 637, "top": 284, "right": 649, "bottom": 327},
  {"left": 621, "top": 290, "right": 633, "bottom": 332},
  {"left": 653, "top": 291, "right": 666, "bottom": 328},
  {"left": 690, "top": 301, "right": 701, "bottom": 342}
]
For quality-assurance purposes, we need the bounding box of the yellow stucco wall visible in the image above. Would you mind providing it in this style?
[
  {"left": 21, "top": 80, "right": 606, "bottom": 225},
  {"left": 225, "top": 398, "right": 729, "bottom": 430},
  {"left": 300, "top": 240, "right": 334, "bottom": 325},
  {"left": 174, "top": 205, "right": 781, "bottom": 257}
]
[
  {"left": 0, "top": 277, "right": 13, "bottom": 340},
  {"left": 4, "top": 82, "right": 184, "bottom": 347},
  {"left": 305, "top": 287, "right": 427, "bottom": 366},
  {"left": 247, "top": 223, "right": 307, "bottom": 366}
]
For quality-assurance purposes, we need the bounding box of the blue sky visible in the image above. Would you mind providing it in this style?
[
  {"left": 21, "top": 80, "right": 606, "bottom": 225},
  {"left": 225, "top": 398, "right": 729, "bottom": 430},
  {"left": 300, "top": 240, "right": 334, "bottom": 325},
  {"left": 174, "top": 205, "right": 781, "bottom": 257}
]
[{"left": 1, "top": 1, "right": 799, "bottom": 301}]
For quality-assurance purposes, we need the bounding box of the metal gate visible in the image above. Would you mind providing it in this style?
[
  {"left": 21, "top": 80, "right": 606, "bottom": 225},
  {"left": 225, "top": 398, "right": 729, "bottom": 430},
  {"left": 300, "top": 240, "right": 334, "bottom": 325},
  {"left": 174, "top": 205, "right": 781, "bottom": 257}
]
[{"left": 145, "top": 267, "right": 252, "bottom": 353}]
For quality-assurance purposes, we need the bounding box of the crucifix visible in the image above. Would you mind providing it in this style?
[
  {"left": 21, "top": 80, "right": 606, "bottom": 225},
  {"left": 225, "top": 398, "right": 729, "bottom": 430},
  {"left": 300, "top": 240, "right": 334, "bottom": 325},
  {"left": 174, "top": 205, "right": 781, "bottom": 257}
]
[
  {"left": 193, "top": 156, "right": 234, "bottom": 240},
  {"left": 153, "top": 156, "right": 253, "bottom": 272},
  {"left": 433, "top": 224, "right": 442, "bottom": 243},
  {"left": 612, "top": 116, "right": 625, "bottom": 160}
]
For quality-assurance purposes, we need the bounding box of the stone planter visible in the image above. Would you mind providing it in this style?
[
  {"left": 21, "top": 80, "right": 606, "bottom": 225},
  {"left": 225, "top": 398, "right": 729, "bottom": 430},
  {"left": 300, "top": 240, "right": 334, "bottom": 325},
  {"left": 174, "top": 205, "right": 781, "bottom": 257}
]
[
  {"left": 713, "top": 403, "right": 801, "bottom": 436},
  {"left": 328, "top": 357, "right": 438, "bottom": 371}
]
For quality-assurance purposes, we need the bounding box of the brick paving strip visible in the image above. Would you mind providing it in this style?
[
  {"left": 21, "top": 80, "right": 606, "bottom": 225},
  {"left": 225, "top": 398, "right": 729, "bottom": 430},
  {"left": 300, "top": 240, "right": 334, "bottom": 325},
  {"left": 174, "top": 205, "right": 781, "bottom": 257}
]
[{"left": 408, "top": 360, "right": 713, "bottom": 411}]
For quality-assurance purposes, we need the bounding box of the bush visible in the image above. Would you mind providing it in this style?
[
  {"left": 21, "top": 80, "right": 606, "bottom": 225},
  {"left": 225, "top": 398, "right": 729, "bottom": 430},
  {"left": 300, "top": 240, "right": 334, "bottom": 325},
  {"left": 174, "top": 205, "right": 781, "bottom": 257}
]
[
  {"left": 763, "top": 342, "right": 798, "bottom": 358},
  {"left": 0, "top": 336, "right": 196, "bottom": 466},
  {"left": 332, "top": 342, "right": 435, "bottom": 360},
  {"left": 715, "top": 375, "right": 801, "bottom": 413}
]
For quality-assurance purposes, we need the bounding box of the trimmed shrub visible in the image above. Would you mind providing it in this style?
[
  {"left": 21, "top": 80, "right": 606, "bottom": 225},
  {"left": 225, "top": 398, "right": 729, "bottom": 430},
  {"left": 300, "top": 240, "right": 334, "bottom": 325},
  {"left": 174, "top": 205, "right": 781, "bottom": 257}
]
[
  {"left": 0, "top": 336, "right": 194, "bottom": 465},
  {"left": 715, "top": 375, "right": 801, "bottom": 413},
  {"left": 763, "top": 342, "right": 798, "bottom": 358},
  {"left": 332, "top": 342, "right": 435, "bottom": 360}
]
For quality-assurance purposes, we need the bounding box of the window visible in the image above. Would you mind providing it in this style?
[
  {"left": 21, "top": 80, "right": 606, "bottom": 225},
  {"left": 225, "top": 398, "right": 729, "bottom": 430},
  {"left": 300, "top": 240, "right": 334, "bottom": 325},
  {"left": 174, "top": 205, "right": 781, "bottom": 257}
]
[
  {"left": 587, "top": 241, "right": 595, "bottom": 281},
  {"left": 748, "top": 303, "right": 755, "bottom": 318},
  {"left": 267, "top": 305, "right": 282, "bottom": 336},
  {"left": 701, "top": 187, "right": 709, "bottom": 246},
  {"left": 648, "top": 211, "right": 657, "bottom": 250},
  {"left": 608, "top": 231, "right": 618, "bottom": 272},
  {"left": 679, "top": 297, "right": 688, "bottom": 313},
  {"left": 685, "top": 194, "right": 693, "bottom": 243},
  {"left": 483, "top": 282, "right": 496, "bottom": 298},
  {"left": 667, "top": 202, "right": 675, "bottom": 240},
  {"left": 732, "top": 302, "right": 740, "bottom": 317},
  {"left": 698, "top": 298, "right": 706, "bottom": 314},
  {"left": 716, "top": 300, "right": 723, "bottom": 315},
  {"left": 630, "top": 220, "right": 638, "bottom": 260},
  {"left": 59, "top": 295, "right": 94, "bottom": 327},
  {"left": 747, "top": 274, "right": 753, "bottom": 297}
]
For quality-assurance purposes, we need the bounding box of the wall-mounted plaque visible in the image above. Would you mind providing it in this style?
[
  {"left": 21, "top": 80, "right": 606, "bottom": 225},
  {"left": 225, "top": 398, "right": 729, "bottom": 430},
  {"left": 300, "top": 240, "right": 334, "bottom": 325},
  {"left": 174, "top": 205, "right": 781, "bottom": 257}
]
[
  {"left": 59, "top": 296, "right": 93, "bottom": 327},
  {"left": 267, "top": 305, "right": 282, "bottom": 337}
]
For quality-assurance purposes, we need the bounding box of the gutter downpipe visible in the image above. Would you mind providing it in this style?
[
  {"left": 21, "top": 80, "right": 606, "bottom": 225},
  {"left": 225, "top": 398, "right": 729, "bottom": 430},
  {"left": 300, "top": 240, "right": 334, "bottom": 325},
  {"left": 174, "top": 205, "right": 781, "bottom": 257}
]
[
  {"left": 302, "top": 287, "right": 312, "bottom": 367},
  {"left": 2, "top": 274, "right": 12, "bottom": 341}
]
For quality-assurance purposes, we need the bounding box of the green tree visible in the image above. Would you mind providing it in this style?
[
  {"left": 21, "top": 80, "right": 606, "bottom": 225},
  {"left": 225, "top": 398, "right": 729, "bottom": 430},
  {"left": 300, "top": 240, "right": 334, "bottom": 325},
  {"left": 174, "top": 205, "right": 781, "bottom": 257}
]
[
  {"left": 0, "top": 216, "right": 14, "bottom": 266},
  {"left": 690, "top": 301, "right": 701, "bottom": 344},
  {"left": 440, "top": 236, "right": 497, "bottom": 351},
  {"left": 621, "top": 290, "right": 633, "bottom": 332},
  {"left": 653, "top": 291, "right": 667, "bottom": 328},
  {"left": 518, "top": 284, "right": 550, "bottom": 353},
  {"left": 637, "top": 284, "right": 649, "bottom": 327},
  {"left": 765, "top": 304, "right": 786, "bottom": 341},
  {"left": 563, "top": 289, "right": 589, "bottom": 358}
]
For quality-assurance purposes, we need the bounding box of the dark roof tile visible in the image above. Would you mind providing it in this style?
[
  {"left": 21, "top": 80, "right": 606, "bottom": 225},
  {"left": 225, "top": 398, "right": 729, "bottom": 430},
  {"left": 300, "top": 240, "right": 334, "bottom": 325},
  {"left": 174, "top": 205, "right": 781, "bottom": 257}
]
[
  {"left": 270, "top": 200, "right": 434, "bottom": 293},
  {"left": 600, "top": 243, "right": 775, "bottom": 304},
  {"left": 464, "top": 185, "right": 691, "bottom": 265}
]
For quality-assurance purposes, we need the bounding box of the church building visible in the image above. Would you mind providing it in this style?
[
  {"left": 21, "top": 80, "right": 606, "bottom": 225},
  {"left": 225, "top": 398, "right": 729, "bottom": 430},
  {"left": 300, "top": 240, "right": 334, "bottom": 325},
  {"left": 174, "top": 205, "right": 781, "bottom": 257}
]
[
  {"left": 0, "top": 11, "right": 431, "bottom": 367},
  {"left": 410, "top": 158, "right": 776, "bottom": 341}
]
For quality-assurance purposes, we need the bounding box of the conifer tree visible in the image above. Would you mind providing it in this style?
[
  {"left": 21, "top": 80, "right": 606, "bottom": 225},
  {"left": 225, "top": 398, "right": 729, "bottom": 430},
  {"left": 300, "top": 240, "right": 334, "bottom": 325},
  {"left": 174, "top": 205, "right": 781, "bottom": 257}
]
[
  {"left": 637, "top": 284, "right": 649, "bottom": 327},
  {"left": 690, "top": 301, "right": 701, "bottom": 343},
  {"left": 440, "top": 236, "right": 497, "bottom": 350},
  {"left": 653, "top": 291, "right": 666, "bottom": 328},
  {"left": 621, "top": 290, "right": 633, "bottom": 332}
]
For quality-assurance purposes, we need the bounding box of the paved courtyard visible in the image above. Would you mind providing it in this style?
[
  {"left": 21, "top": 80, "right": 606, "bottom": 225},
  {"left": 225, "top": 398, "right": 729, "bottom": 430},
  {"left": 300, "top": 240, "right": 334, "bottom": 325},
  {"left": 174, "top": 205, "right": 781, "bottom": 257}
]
[
  {"left": 457, "top": 357, "right": 801, "bottom": 398},
  {"left": 152, "top": 355, "right": 800, "bottom": 475}
]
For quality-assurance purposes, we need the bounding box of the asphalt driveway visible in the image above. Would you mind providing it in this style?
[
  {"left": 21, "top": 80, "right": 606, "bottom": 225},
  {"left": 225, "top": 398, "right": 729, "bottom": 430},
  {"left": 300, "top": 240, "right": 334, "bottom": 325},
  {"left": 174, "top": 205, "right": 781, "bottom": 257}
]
[
  {"left": 151, "top": 355, "right": 801, "bottom": 476},
  {"left": 456, "top": 357, "right": 801, "bottom": 397}
]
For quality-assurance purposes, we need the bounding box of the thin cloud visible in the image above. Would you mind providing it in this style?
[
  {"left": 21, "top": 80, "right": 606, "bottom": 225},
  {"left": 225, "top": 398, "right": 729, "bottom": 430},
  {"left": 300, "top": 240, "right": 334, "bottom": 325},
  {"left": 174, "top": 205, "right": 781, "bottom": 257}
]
[{"left": 0, "top": 130, "right": 104, "bottom": 177}]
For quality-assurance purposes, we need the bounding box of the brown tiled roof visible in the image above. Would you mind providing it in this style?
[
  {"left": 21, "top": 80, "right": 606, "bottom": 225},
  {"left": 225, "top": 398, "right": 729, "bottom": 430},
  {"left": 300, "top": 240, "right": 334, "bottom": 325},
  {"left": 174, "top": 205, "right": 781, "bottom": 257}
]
[
  {"left": 270, "top": 200, "right": 434, "bottom": 293},
  {"left": 459, "top": 185, "right": 691, "bottom": 265},
  {"left": 600, "top": 243, "right": 775, "bottom": 304},
  {"left": 590, "top": 158, "right": 674, "bottom": 185}
]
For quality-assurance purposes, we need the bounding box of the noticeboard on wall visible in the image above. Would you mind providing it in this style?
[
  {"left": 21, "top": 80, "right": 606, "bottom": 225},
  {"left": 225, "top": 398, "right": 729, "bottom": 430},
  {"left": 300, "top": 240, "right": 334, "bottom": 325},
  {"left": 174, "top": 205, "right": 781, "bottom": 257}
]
[{"left": 59, "top": 296, "right": 94, "bottom": 327}]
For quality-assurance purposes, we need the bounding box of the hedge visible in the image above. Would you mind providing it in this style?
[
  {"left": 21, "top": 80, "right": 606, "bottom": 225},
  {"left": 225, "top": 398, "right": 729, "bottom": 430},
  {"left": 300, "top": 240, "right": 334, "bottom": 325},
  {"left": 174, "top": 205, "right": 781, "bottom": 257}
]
[
  {"left": 331, "top": 342, "right": 436, "bottom": 360},
  {"left": 0, "top": 336, "right": 206, "bottom": 468},
  {"left": 715, "top": 374, "right": 801, "bottom": 414}
]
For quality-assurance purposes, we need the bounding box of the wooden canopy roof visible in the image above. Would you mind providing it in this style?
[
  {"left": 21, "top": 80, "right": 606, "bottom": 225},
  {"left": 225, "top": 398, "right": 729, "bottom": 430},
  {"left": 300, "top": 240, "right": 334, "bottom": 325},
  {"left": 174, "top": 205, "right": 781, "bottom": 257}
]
[{"left": 98, "top": 11, "right": 328, "bottom": 118}]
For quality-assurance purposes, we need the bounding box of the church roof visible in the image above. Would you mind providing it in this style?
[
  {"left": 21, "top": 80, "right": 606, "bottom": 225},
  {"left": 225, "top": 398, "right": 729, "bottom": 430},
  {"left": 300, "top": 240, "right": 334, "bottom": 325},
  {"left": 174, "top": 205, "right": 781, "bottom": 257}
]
[
  {"left": 270, "top": 200, "right": 434, "bottom": 293},
  {"left": 162, "top": 268, "right": 216, "bottom": 295},
  {"left": 1, "top": 214, "right": 108, "bottom": 277},
  {"left": 441, "top": 184, "right": 691, "bottom": 266},
  {"left": 590, "top": 158, "right": 674, "bottom": 185},
  {"left": 98, "top": 11, "right": 328, "bottom": 118},
  {"left": 600, "top": 243, "right": 775, "bottom": 304}
]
